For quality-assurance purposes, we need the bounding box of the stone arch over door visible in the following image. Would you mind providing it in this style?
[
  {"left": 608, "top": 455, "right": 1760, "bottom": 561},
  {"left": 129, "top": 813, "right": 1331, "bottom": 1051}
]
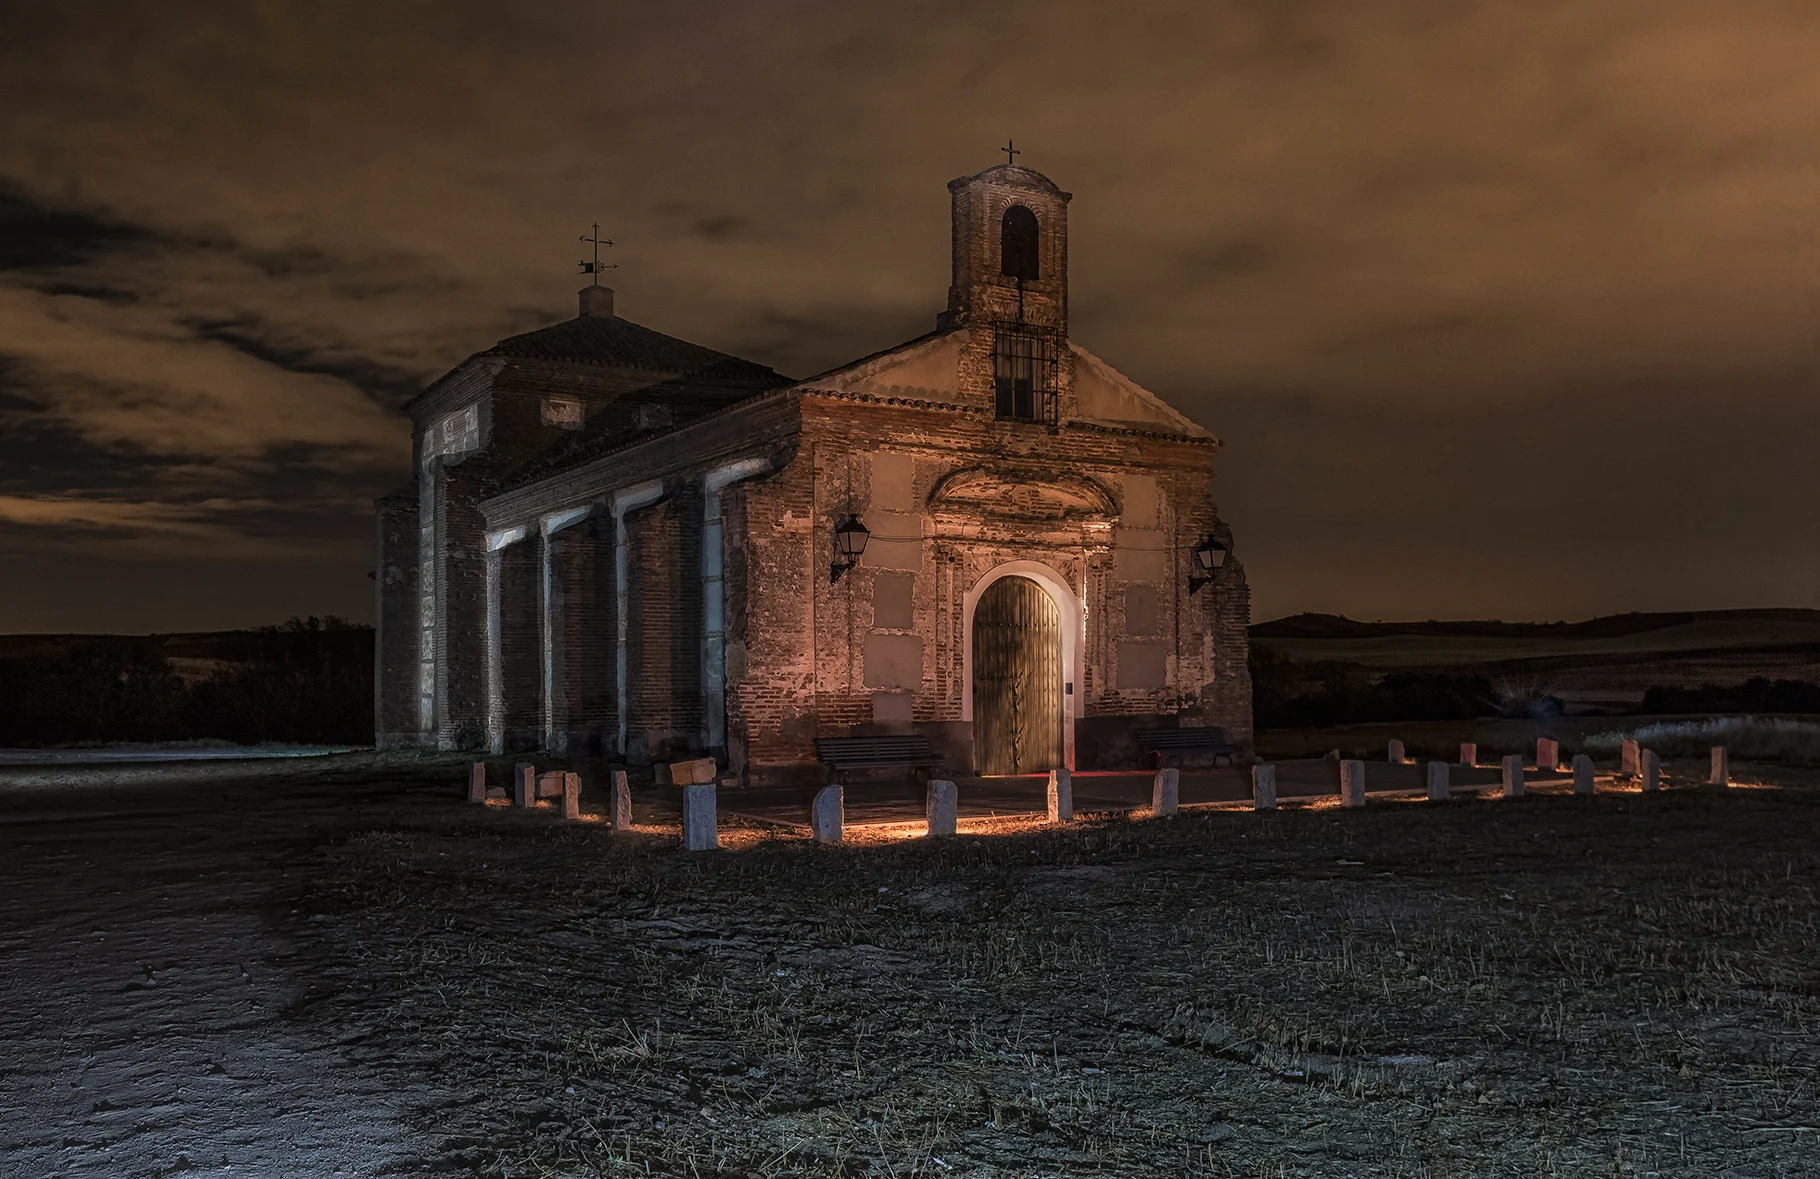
[{"left": 963, "top": 561, "right": 1082, "bottom": 772}]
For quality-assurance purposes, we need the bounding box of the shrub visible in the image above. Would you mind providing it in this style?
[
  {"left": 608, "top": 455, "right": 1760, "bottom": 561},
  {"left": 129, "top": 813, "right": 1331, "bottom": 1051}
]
[{"left": 1581, "top": 717, "right": 1820, "bottom": 767}]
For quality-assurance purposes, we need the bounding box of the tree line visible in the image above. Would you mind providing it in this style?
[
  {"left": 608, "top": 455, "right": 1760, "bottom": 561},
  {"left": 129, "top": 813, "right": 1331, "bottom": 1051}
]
[{"left": 0, "top": 618, "right": 373, "bottom": 747}]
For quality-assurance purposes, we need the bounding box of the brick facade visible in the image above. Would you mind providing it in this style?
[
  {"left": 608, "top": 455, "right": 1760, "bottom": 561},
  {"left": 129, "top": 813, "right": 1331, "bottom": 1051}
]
[{"left": 376, "top": 163, "right": 1253, "bottom": 778}]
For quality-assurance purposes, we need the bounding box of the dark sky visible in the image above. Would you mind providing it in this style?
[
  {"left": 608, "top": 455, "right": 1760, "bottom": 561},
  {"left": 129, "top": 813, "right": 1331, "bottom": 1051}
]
[{"left": 2, "top": 1, "right": 1817, "bottom": 633}]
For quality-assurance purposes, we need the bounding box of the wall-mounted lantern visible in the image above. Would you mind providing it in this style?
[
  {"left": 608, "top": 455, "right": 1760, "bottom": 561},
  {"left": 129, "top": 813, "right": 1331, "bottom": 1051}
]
[
  {"left": 831, "top": 514, "right": 870, "bottom": 583},
  {"left": 1188, "top": 535, "right": 1229, "bottom": 594}
]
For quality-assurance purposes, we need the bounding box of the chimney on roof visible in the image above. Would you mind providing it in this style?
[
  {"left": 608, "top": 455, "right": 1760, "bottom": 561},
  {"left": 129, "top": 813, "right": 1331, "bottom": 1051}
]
[{"left": 579, "top": 285, "right": 615, "bottom": 318}]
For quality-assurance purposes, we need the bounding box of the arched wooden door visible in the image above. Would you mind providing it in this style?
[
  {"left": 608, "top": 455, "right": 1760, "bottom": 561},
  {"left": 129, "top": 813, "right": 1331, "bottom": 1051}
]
[{"left": 972, "top": 576, "right": 1063, "bottom": 775}]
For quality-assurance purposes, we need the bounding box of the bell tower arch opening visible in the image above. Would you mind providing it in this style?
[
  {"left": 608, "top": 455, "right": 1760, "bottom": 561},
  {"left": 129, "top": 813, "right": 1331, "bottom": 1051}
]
[{"left": 1000, "top": 204, "right": 1040, "bottom": 280}]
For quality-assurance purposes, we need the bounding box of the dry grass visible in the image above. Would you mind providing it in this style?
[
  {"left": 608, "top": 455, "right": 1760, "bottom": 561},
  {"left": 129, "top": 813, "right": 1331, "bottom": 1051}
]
[
  {"left": 283, "top": 767, "right": 1820, "bottom": 1178},
  {"left": 1582, "top": 718, "right": 1820, "bottom": 768}
]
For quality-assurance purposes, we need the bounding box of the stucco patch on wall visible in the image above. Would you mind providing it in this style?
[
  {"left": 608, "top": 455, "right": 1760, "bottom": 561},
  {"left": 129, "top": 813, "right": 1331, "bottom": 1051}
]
[
  {"left": 872, "top": 572, "right": 915, "bottom": 630},
  {"left": 863, "top": 633, "right": 924, "bottom": 688},
  {"left": 860, "top": 510, "right": 924, "bottom": 571},
  {"left": 1114, "top": 526, "right": 1167, "bottom": 582},
  {"left": 1116, "top": 640, "right": 1167, "bottom": 689},
  {"left": 1123, "top": 585, "right": 1160, "bottom": 636},
  {"left": 868, "top": 452, "right": 918, "bottom": 513},
  {"left": 1121, "top": 473, "right": 1158, "bottom": 528}
]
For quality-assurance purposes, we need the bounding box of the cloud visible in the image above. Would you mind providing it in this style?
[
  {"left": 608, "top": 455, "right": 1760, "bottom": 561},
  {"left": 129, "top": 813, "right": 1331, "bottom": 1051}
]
[{"left": 0, "top": 1, "right": 1817, "bottom": 628}]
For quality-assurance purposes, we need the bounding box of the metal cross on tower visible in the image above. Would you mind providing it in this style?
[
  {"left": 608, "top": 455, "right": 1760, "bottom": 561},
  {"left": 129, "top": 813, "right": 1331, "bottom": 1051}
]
[
  {"left": 1001, "top": 139, "right": 1020, "bottom": 166},
  {"left": 578, "top": 223, "right": 616, "bottom": 285}
]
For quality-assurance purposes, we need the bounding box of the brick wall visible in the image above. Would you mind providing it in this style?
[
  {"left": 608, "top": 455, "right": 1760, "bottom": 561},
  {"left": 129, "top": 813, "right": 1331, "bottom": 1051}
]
[
  {"left": 547, "top": 513, "right": 614, "bottom": 754},
  {"left": 464, "top": 384, "right": 1253, "bottom": 780},
  {"left": 623, "top": 489, "right": 704, "bottom": 765},
  {"left": 725, "top": 391, "right": 1252, "bottom": 778},
  {"left": 386, "top": 354, "right": 703, "bottom": 750},
  {"left": 497, "top": 536, "right": 541, "bottom": 752},
  {"left": 723, "top": 454, "right": 819, "bottom": 778}
]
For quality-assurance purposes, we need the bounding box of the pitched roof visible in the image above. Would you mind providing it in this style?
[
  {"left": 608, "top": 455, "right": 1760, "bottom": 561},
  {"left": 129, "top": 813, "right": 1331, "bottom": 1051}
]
[
  {"left": 481, "top": 313, "right": 758, "bottom": 374},
  {"left": 501, "top": 361, "right": 795, "bottom": 490}
]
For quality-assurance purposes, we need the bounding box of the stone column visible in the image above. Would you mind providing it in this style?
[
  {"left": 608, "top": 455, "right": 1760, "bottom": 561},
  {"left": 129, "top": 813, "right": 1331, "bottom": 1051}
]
[
  {"left": 1710, "top": 746, "right": 1729, "bottom": 787},
  {"left": 926, "top": 780, "right": 958, "bottom": 837},
  {"left": 1502, "top": 754, "right": 1525, "bottom": 799},
  {"left": 1339, "top": 760, "right": 1366, "bottom": 807},
  {"left": 609, "top": 769, "right": 633, "bottom": 829},
  {"left": 1426, "top": 761, "right": 1449, "bottom": 802},
  {"left": 811, "top": 785, "right": 844, "bottom": 843},
  {"left": 1459, "top": 743, "right": 1477, "bottom": 767},
  {"left": 1536, "top": 738, "right": 1560, "bottom": 771},
  {"left": 1151, "top": 767, "right": 1180, "bottom": 817},
  {"left": 1620, "top": 739, "right": 1640, "bottom": 779},
  {"left": 1572, "top": 753, "right": 1595, "bottom": 794},
  {"left": 514, "top": 762, "right": 534, "bottom": 808},
  {"left": 1641, "top": 749, "right": 1660, "bottom": 793},
  {"left": 681, "top": 782, "right": 718, "bottom": 850},
  {"left": 562, "top": 772, "right": 581, "bottom": 820},
  {"left": 1388, "top": 739, "right": 1406, "bottom": 764},
  {"left": 1251, "top": 764, "right": 1277, "bottom": 811},
  {"left": 468, "top": 762, "right": 487, "bottom": 803},
  {"left": 1046, "top": 768, "right": 1073, "bottom": 823}
]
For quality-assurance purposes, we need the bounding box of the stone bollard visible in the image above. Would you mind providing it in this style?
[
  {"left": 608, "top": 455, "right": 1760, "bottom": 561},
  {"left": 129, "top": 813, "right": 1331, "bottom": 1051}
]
[
  {"left": 1152, "top": 767, "right": 1180, "bottom": 817},
  {"left": 1046, "top": 768, "right": 1073, "bottom": 823},
  {"left": 1388, "top": 739, "right": 1406, "bottom": 764},
  {"left": 536, "top": 770, "right": 564, "bottom": 800},
  {"left": 1459, "top": 743, "right": 1477, "bottom": 767},
  {"left": 1502, "top": 754, "right": 1525, "bottom": 799},
  {"left": 1572, "top": 753, "right": 1595, "bottom": 795},
  {"left": 468, "top": 761, "right": 487, "bottom": 804},
  {"left": 609, "top": 769, "right": 632, "bottom": 829},
  {"left": 811, "top": 784, "right": 844, "bottom": 844},
  {"left": 1426, "top": 760, "right": 1450, "bottom": 802},
  {"left": 1620, "top": 739, "right": 1640, "bottom": 780},
  {"left": 1710, "top": 746, "right": 1729, "bottom": 787},
  {"left": 681, "top": 782, "right": 718, "bottom": 850},
  {"left": 561, "top": 772, "right": 581, "bottom": 820},
  {"left": 514, "top": 763, "right": 535, "bottom": 808},
  {"left": 1251, "top": 763, "right": 1277, "bottom": 811},
  {"left": 1536, "top": 738, "right": 1560, "bottom": 771},
  {"left": 1641, "top": 749, "right": 1660, "bottom": 793},
  {"left": 1339, "top": 760, "right": 1366, "bottom": 807},
  {"left": 925, "top": 779, "right": 958, "bottom": 837}
]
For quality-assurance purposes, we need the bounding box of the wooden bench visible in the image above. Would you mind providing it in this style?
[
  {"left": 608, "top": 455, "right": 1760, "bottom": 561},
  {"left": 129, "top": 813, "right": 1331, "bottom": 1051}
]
[
  {"left": 1136, "top": 726, "right": 1239, "bottom": 768},
  {"left": 815, "top": 735, "right": 942, "bottom": 785}
]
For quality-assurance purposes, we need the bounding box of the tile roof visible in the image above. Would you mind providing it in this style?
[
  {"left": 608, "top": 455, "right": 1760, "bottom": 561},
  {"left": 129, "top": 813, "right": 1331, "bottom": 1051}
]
[
  {"left": 501, "top": 361, "right": 795, "bottom": 489},
  {"left": 481, "top": 313, "right": 763, "bottom": 374}
]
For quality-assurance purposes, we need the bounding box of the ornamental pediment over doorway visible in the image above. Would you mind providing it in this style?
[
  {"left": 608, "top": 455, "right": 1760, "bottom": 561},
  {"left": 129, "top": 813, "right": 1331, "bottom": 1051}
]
[{"left": 926, "top": 465, "right": 1118, "bottom": 523}]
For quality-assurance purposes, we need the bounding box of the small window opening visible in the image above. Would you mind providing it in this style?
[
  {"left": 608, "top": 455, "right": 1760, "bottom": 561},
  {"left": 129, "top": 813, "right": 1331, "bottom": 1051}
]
[{"left": 1000, "top": 205, "right": 1040, "bottom": 281}]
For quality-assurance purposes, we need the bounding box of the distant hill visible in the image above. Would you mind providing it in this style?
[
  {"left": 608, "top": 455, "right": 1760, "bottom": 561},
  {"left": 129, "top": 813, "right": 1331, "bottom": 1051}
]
[
  {"left": 1248, "top": 607, "right": 1820, "bottom": 722},
  {"left": 1251, "top": 608, "right": 1820, "bottom": 642}
]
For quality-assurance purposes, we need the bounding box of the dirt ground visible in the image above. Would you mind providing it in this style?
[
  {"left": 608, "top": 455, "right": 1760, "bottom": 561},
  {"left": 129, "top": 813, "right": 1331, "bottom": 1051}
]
[{"left": 2, "top": 753, "right": 1818, "bottom": 1178}]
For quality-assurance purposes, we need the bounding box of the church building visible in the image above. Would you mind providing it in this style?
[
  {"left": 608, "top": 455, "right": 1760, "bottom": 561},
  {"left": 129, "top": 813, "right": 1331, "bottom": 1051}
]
[{"left": 374, "top": 161, "right": 1252, "bottom": 784}]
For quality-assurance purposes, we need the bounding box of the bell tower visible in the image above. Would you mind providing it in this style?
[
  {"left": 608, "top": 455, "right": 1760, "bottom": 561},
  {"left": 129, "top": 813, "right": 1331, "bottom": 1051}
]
[{"left": 946, "top": 162, "right": 1072, "bottom": 336}]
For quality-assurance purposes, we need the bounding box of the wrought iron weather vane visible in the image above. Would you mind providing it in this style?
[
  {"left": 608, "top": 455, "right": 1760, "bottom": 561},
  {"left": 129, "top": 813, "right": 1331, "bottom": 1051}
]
[{"left": 578, "top": 223, "right": 616, "bottom": 285}]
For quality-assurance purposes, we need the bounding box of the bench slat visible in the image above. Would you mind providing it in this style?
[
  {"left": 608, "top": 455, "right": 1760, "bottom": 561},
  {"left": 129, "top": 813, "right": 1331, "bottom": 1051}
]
[
  {"left": 1136, "top": 727, "right": 1238, "bottom": 767},
  {"left": 815, "top": 735, "right": 940, "bottom": 768}
]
